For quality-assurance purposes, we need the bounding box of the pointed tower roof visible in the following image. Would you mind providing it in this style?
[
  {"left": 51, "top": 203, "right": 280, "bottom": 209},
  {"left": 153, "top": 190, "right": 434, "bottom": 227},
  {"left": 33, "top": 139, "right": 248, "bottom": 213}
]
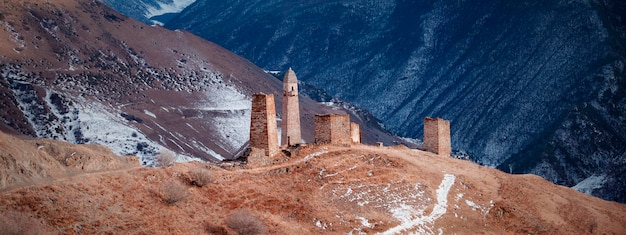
[{"left": 283, "top": 67, "right": 298, "bottom": 83}]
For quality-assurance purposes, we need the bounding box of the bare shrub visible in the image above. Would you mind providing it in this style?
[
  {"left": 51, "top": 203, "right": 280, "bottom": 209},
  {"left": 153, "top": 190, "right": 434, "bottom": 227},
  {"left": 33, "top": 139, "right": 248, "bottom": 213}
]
[
  {"left": 188, "top": 168, "right": 212, "bottom": 187},
  {"left": 0, "top": 211, "right": 51, "bottom": 235},
  {"left": 160, "top": 179, "right": 188, "bottom": 205},
  {"left": 225, "top": 209, "right": 267, "bottom": 235},
  {"left": 204, "top": 223, "right": 228, "bottom": 235},
  {"left": 155, "top": 150, "right": 176, "bottom": 167}
]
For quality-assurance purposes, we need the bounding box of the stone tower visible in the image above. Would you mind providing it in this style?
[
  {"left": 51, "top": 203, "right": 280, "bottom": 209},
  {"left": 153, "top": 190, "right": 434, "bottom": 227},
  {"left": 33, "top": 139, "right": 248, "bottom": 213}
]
[
  {"left": 423, "top": 117, "right": 451, "bottom": 156},
  {"left": 281, "top": 68, "right": 302, "bottom": 146},
  {"left": 314, "top": 114, "right": 351, "bottom": 146},
  {"left": 250, "top": 93, "right": 279, "bottom": 157}
]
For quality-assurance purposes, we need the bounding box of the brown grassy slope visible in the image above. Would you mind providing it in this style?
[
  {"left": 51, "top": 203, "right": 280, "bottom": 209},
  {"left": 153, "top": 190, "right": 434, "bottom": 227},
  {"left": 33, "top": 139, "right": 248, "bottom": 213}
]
[
  {"left": 0, "top": 130, "right": 139, "bottom": 191},
  {"left": 0, "top": 137, "right": 624, "bottom": 234}
]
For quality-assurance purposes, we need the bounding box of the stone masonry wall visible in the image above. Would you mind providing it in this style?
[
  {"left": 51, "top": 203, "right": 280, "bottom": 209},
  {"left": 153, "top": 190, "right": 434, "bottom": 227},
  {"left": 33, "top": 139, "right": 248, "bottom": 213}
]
[
  {"left": 315, "top": 114, "right": 350, "bottom": 146},
  {"left": 314, "top": 115, "right": 331, "bottom": 144},
  {"left": 350, "top": 122, "right": 361, "bottom": 144},
  {"left": 423, "top": 117, "right": 451, "bottom": 156},
  {"left": 250, "top": 93, "right": 279, "bottom": 157}
]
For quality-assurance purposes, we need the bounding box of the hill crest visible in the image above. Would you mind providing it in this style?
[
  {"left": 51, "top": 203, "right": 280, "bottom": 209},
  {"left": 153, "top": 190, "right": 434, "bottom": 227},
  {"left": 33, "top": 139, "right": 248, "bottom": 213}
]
[{"left": 1, "top": 130, "right": 624, "bottom": 234}]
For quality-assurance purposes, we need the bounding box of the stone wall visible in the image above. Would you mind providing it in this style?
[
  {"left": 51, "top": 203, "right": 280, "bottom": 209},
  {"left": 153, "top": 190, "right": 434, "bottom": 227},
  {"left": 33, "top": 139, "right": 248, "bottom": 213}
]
[
  {"left": 315, "top": 114, "right": 351, "bottom": 146},
  {"left": 350, "top": 122, "right": 361, "bottom": 144},
  {"left": 250, "top": 93, "right": 279, "bottom": 157},
  {"left": 423, "top": 117, "right": 451, "bottom": 156}
]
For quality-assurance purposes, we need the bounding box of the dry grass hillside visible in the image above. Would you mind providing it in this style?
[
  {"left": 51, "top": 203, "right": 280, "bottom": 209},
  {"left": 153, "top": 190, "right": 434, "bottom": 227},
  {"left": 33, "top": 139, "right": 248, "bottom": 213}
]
[
  {"left": 0, "top": 131, "right": 624, "bottom": 234},
  {"left": 0, "top": 131, "right": 139, "bottom": 192}
]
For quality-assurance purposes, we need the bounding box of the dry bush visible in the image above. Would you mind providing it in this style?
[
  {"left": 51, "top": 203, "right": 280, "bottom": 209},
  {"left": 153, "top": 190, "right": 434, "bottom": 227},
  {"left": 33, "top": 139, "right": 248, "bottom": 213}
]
[
  {"left": 160, "top": 179, "right": 188, "bottom": 205},
  {"left": 225, "top": 209, "right": 267, "bottom": 235},
  {"left": 155, "top": 150, "right": 176, "bottom": 167},
  {"left": 204, "top": 223, "right": 228, "bottom": 235},
  {"left": 0, "top": 211, "right": 52, "bottom": 235},
  {"left": 188, "top": 168, "right": 212, "bottom": 187}
]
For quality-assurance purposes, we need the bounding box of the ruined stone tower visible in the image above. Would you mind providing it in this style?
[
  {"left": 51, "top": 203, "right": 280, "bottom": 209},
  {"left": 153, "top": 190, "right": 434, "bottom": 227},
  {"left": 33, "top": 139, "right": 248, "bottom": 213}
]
[
  {"left": 314, "top": 114, "right": 351, "bottom": 146},
  {"left": 281, "top": 68, "right": 302, "bottom": 146},
  {"left": 250, "top": 93, "right": 279, "bottom": 157},
  {"left": 423, "top": 117, "right": 451, "bottom": 156}
]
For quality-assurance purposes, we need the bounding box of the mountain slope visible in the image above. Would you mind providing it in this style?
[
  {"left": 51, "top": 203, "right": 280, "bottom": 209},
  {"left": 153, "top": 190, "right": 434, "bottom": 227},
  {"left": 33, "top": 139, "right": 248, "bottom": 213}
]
[
  {"left": 0, "top": 0, "right": 401, "bottom": 166},
  {"left": 1, "top": 131, "right": 625, "bottom": 234},
  {"left": 0, "top": 130, "right": 139, "bottom": 191},
  {"left": 165, "top": 0, "right": 626, "bottom": 202}
]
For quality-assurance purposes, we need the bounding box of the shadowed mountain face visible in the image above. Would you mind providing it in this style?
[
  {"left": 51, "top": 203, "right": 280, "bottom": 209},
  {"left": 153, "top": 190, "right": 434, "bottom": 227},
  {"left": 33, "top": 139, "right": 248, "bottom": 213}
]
[{"left": 165, "top": 0, "right": 626, "bottom": 201}]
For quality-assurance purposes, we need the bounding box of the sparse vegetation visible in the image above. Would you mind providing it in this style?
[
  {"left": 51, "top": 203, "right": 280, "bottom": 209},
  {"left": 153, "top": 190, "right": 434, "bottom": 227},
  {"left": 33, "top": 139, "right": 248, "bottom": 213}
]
[
  {"left": 0, "top": 211, "right": 51, "bottom": 235},
  {"left": 160, "top": 179, "right": 188, "bottom": 205},
  {"left": 188, "top": 168, "right": 212, "bottom": 187},
  {"left": 225, "top": 209, "right": 267, "bottom": 235},
  {"left": 156, "top": 150, "right": 176, "bottom": 167},
  {"left": 204, "top": 223, "right": 228, "bottom": 235}
]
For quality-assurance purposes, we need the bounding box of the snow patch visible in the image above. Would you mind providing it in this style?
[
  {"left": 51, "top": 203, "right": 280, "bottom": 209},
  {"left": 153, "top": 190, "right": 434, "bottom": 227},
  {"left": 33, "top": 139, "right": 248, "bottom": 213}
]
[
  {"left": 144, "top": 109, "right": 157, "bottom": 119},
  {"left": 188, "top": 138, "right": 225, "bottom": 161},
  {"left": 340, "top": 188, "right": 353, "bottom": 198},
  {"left": 303, "top": 150, "right": 328, "bottom": 161},
  {"left": 465, "top": 200, "right": 480, "bottom": 211},
  {"left": 357, "top": 216, "right": 374, "bottom": 228},
  {"left": 380, "top": 174, "right": 455, "bottom": 235},
  {"left": 145, "top": 0, "right": 196, "bottom": 19},
  {"left": 315, "top": 219, "right": 328, "bottom": 230},
  {"left": 572, "top": 174, "right": 607, "bottom": 195},
  {"left": 193, "top": 82, "right": 250, "bottom": 152},
  {"left": 455, "top": 193, "right": 464, "bottom": 202},
  {"left": 74, "top": 97, "right": 160, "bottom": 163},
  {"left": 185, "top": 123, "right": 200, "bottom": 133}
]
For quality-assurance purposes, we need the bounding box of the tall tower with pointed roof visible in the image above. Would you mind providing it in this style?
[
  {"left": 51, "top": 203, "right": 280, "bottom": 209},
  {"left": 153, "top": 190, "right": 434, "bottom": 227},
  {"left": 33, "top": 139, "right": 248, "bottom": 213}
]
[{"left": 281, "top": 68, "right": 302, "bottom": 146}]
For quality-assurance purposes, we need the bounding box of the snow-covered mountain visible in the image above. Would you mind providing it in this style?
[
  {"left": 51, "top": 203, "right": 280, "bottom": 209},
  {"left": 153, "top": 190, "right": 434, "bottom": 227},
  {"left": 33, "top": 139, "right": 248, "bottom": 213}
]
[
  {"left": 164, "top": 0, "right": 626, "bottom": 202},
  {"left": 0, "top": 0, "right": 401, "bottom": 166},
  {"left": 99, "top": 0, "right": 195, "bottom": 25}
]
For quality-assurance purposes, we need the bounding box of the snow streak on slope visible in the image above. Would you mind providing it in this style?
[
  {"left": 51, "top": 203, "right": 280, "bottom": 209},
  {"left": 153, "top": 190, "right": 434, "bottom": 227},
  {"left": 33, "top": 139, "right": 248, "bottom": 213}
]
[
  {"left": 194, "top": 83, "right": 250, "bottom": 153},
  {"left": 6, "top": 78, "right": 201, "bottom": 166},
  {"left": 145, "top": 0, "right": 196, "bottom": 19},
  {"left": 72, "top": 96, "right": 203, "bottom": 165},
  {"left": 381, "top": 174, "right": 456, "bottom": 235}
]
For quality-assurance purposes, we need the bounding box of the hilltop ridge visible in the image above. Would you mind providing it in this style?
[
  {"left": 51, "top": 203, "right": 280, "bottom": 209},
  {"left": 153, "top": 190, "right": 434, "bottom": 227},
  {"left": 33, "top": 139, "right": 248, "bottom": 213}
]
[{"left": 1, "top": 130, "right": 624, "bottom": 234}]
